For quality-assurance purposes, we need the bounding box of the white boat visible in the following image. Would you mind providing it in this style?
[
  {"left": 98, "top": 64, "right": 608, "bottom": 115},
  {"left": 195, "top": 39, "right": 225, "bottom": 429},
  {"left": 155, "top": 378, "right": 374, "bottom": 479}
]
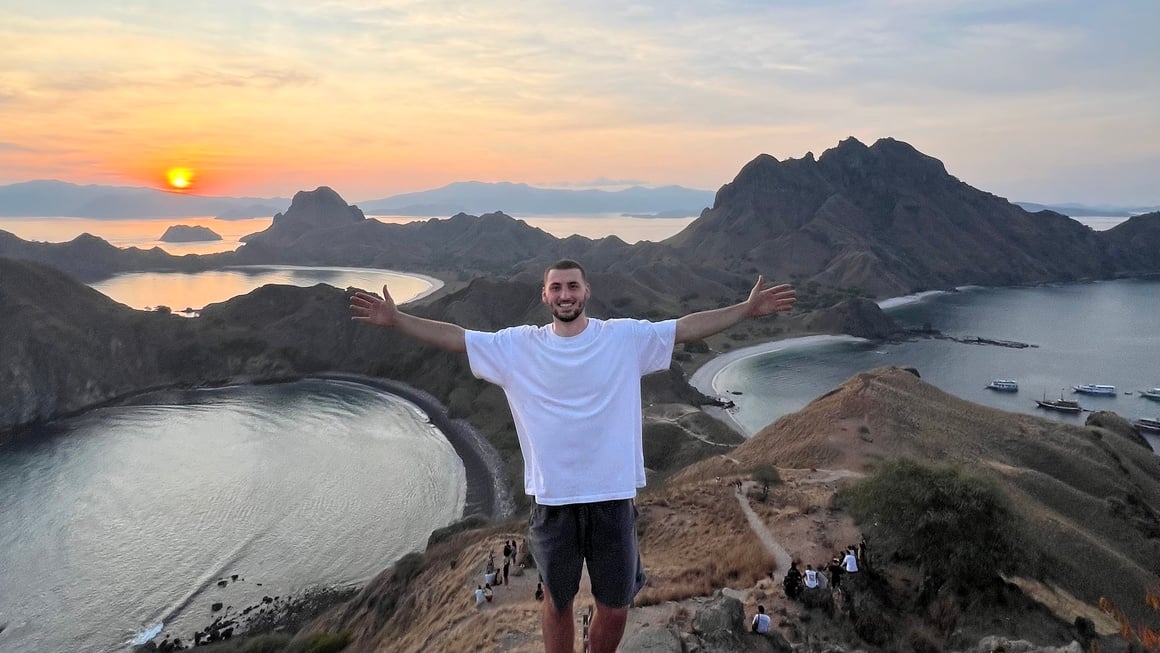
[
  {"left": 1139, "top": 388, "right": 1160, "bottom": 401},
  {"left": 1134, "top": 417, "right": 1160, "bottom": 433},
  {"left": 986, "top": 379, "right": 1019, "bottom": 392},
  {"left": 1073, "top": 384, "right": 1116, "bottom": 396}
]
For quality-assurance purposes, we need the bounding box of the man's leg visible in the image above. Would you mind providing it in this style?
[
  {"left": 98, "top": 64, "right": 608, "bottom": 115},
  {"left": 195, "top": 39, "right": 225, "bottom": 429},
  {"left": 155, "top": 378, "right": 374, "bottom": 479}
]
[
  {"left": 541, "top": 596, "right": 574, "bottom": 653},
  {"left": 588, "top": 602, "right": 629, "bottom": 653},
  {"left": 585, "top": 500, "right": 645, "bottom": 653}
]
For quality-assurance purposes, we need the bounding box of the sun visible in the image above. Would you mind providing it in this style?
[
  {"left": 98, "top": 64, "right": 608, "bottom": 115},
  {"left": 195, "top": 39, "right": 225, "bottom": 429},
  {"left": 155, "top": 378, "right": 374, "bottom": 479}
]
[{"left": 165, "top": 167, "right": 195, "bottom": 191}]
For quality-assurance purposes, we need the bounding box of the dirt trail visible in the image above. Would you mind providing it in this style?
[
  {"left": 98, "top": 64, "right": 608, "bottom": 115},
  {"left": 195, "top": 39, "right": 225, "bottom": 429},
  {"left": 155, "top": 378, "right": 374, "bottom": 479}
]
[{"left": 734, "top": 482, "right": 793, "bottom": 572}]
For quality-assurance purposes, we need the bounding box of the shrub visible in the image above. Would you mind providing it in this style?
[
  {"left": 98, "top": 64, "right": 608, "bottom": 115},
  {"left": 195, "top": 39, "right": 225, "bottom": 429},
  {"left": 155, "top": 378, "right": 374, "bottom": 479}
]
[
  {"left": 751, "top": 464, "right": 781, "bottom": 486},
  {"left": 836, "top": 459, "right": 1022, "bottom": 590},
  {"left": 241, "top": 633, "right": 292, "bottom": 653}
]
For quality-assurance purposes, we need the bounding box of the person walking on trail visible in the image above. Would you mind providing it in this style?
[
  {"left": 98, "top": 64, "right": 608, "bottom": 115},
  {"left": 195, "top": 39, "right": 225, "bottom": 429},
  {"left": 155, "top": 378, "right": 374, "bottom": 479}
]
[{"left": 350, "top": 259, "right": 796, "bottom": 653}]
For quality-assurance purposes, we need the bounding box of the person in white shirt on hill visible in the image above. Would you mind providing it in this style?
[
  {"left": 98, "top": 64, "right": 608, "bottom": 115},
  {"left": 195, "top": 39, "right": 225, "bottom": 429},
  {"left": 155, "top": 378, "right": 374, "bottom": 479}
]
[{"left": 351, "top": 259, "right": 795, "bottom": 653}]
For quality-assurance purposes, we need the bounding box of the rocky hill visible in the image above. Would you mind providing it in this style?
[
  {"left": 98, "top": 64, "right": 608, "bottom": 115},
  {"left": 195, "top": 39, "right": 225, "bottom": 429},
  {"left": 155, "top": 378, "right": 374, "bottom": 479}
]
[
  {"left": 292, "top": 367, "right": 1160, "bottom": 652},
  {"left": 664, "top": 138, "right": 1137, "bottom": 298}
]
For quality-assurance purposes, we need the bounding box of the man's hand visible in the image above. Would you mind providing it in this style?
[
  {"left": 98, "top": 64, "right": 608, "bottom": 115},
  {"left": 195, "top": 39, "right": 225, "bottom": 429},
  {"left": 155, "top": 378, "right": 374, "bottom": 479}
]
[
  {"left": 745, "top": 276, "right": 796, "bottom": 318},
  {"left": 350, "top": 285, "right": 399, "bottom": 328},
  {"left": 349, "top": 284, "right": 468, "bottom": 352}
]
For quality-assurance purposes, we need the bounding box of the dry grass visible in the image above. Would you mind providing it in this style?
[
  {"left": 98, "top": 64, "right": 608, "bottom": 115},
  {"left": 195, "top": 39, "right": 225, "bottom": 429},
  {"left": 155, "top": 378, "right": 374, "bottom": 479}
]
[{"left": 635, "top": 480, "right": 773, "bottom": 606}]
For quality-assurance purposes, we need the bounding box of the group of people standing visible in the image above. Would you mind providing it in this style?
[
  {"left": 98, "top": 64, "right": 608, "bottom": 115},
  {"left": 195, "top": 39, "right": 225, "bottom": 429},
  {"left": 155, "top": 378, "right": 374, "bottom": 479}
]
[
  {"left": 782, "top": 540, "right": 867, "bottom": 600},
  {"left": 474, "top": 539, "right": 524, "bottom": 607}
]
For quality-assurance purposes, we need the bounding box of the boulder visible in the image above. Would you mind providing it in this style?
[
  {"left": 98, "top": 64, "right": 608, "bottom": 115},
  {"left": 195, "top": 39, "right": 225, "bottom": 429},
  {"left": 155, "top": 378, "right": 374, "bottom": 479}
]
[{"left": 620, "top": 625, "right": 685, "bottom": 653}]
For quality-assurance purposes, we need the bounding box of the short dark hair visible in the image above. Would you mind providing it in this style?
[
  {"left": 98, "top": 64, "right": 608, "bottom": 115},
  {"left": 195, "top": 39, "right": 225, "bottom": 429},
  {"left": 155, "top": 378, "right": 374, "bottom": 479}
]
[
  {"left": 757, "top": 604, "right": 766, "bottom": 613},
  {"left": 543, "top": 259, "right": 587, "bottom": 284}
]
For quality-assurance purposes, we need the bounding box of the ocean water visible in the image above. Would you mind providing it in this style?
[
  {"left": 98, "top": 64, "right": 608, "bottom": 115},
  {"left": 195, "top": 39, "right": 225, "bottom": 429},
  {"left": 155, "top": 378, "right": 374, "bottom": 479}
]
[
  {"left": 706, "top": 279, "right": 1160, "bottom": 452},
  {"left": 89, "top": 265, "right": 439, "bottom": 313},
  {"left": 0, "top": 380, "right": 465, "bottom": 653}
]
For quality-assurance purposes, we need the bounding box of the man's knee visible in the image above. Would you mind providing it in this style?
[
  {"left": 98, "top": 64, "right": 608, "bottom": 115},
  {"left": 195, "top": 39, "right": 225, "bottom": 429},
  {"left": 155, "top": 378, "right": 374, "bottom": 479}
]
[
  {"left": 594, "top": 602, "right": 629, "bottom": 622},
  {"left": 544, "top": 595, "right": 573, "bottom": 617}
]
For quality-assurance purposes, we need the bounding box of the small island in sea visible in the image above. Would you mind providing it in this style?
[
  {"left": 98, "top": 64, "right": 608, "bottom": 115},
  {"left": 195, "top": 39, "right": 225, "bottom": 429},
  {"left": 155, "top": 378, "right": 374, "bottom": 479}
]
[{"left": 159, "top": 224, "right": 223, "bottom": 242}]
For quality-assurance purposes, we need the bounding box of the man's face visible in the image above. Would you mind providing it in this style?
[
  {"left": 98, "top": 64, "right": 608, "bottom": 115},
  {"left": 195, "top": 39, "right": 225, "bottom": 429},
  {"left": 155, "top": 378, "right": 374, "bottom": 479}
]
[{"left": 542, "top": 268, "right": 590, "bottom": 323}]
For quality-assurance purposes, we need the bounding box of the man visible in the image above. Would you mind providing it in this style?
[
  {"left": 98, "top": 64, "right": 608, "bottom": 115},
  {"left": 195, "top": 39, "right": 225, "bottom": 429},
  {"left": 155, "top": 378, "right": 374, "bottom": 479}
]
[
  {"left": 804, "top": 565, "right": 818, "bottom": 589},
  {"left": 474, "top": 584, "right": 486, "bottom": 607},
  {"left": 350, "top": 259, "right": 795, "bottom": 653},
  {"left": 751, "top": 604, "right": 771, "bottom": 634},
  {"left": 843, "top": 547, "right": 859, "bottom": 574}
]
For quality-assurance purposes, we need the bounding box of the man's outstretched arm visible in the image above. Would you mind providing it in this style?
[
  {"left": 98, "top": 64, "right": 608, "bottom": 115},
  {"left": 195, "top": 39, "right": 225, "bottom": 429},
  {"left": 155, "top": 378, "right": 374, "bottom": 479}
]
[
  {"left": 350, "top": 285, "right": 467, "bottom": 354},
  {"left": 674, "top": 276, "right": 795, "bottom": 344}
]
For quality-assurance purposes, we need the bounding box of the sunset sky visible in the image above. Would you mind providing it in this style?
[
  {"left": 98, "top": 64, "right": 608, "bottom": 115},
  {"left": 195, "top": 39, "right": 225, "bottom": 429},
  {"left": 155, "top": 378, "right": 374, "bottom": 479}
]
[{"left": 1, "top": 1, "right": 1157, "bottom": 204}]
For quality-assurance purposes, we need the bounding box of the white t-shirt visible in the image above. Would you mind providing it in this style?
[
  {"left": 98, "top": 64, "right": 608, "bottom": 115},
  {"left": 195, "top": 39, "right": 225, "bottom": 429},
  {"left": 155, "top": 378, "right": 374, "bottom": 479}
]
[
  {"left": 804, "top": 569, "right": 818, "bottom": 588},
  {"left": 752, "top": 613, "right": 771, "bottom": 634},
  {"left": 466, "top": 318, "right": 677, "bottom": 505},
  {"left": 843, "top": 552, "right": 859, "bottom": 573},
  {"left": 474, "top": 588, "right": 485, "bottom": 605}
]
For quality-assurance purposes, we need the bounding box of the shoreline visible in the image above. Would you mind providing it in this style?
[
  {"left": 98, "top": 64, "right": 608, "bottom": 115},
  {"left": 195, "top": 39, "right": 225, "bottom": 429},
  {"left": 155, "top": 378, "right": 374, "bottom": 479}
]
[
  {"left": 688, "top": 334, "right": 868, "bottom": 436},
  {"left": 316, "top": 372, "right": 515, "bottom": 520}
]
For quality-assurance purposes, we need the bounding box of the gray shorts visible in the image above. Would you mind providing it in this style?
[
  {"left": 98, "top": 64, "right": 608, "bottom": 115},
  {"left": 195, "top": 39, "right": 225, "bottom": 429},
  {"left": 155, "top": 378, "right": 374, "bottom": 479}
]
[{"left": 527, "top": 498, "right": 646, "bottom": 612}]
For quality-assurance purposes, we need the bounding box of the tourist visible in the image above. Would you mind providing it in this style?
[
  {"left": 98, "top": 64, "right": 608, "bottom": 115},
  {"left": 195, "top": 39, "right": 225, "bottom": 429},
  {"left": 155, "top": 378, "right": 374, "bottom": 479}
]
[
  {"left": 474, "top": 585, "right": 486, "bottom": 607},
  {"left": 351, "top": 259, "right": 795, "bottom": 653},
  {"left": 782, "top": 561, "right": 803, "bottom": 599},
  {"left": 804, "top": 564, "right": 818, "bottom": 589},
  {"left": 843, "top": 548, "right": 859, "bottom": 574},
  {"left": 751, "top": 604, "right": 771, "bottom": 634},
  {"left": 483, "top": 583, "right": 494, "bottom": 602},
  {"left": 827, "top": 556, "right": 844, "bottom": 591}
]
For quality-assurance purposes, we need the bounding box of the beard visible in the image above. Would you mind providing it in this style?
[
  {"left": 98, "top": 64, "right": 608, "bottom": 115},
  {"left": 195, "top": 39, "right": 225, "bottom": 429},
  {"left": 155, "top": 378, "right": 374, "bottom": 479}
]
[{"left": 550, "top": 299, "right": 585, "bottom": 322}]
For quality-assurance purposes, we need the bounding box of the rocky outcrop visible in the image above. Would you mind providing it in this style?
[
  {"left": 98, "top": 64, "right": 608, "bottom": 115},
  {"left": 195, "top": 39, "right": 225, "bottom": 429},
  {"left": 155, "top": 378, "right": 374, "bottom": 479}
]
[
  {"left": 665, "top": 137, "right": 1141, "bottom": 298},
  {"left": 239, "top": 186, "right": 366, "bottom": 249},
  {"left": 796, "top": 297, "right": 900, "bottom": 340},
  {"left": 160, "top": 225, "right": 221, "bottom": 242}
]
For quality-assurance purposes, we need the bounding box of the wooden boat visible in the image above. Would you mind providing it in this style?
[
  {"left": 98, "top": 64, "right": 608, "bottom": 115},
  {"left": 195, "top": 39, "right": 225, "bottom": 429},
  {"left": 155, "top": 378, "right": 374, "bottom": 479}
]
[
  {"left": 1036, "top": 391, "right": 1083, "bottom": 414},
  {"left": 1133, "top": 417, "right": 1160, "bottom": 433}
]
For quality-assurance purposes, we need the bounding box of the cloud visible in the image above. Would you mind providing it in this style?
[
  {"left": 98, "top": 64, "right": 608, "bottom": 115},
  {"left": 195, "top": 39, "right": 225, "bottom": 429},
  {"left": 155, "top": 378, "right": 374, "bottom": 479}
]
[
  {"left": 0, "top": 141, "right": 36, "bottom": 152},
  {"left": 1, "top": 0, "right": 1157, "bottom": 202}
]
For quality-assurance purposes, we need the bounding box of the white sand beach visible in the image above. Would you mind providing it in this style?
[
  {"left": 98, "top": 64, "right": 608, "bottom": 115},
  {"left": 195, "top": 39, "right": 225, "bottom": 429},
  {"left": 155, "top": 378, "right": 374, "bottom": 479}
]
[{"left": 689, "top": 334, "right": 867, "bottom": 436}]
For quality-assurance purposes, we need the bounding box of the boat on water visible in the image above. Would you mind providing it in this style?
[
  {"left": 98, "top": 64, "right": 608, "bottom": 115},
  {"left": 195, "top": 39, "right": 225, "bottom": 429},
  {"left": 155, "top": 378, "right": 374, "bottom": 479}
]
[
  {"left": 986, "top": 379, "right": 1019, "bottom": 392},
  {"left": 1073, "top": 384, "right": 1116, "bottom": 396},
  {"left": 1140, "top": 388, "right": 1160, "bottom": 401},
  {"left": 1134, "top": 417, "right": 1160, "bottom": 433},
  {"left": 1036, "top": 391, "right": 1083, "bottom": 414}
]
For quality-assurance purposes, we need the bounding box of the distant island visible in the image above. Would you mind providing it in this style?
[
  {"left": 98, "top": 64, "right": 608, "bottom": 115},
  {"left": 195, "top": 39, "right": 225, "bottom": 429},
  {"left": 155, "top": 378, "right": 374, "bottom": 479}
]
[
  {"left": 0, "top": 180, "right": 288, "bottom": 219},
  {"left": 620, "top": 209, "right": 702, "bottom": 218},
  {"left": 1015, "top": 201, "right": 1160, "bottom": 217},
  {"left": 356, "top": 181, "right": 714, "bottom": 217},
  {"left": 159, "top": 225, "right": 222, "bottom": 242}
]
